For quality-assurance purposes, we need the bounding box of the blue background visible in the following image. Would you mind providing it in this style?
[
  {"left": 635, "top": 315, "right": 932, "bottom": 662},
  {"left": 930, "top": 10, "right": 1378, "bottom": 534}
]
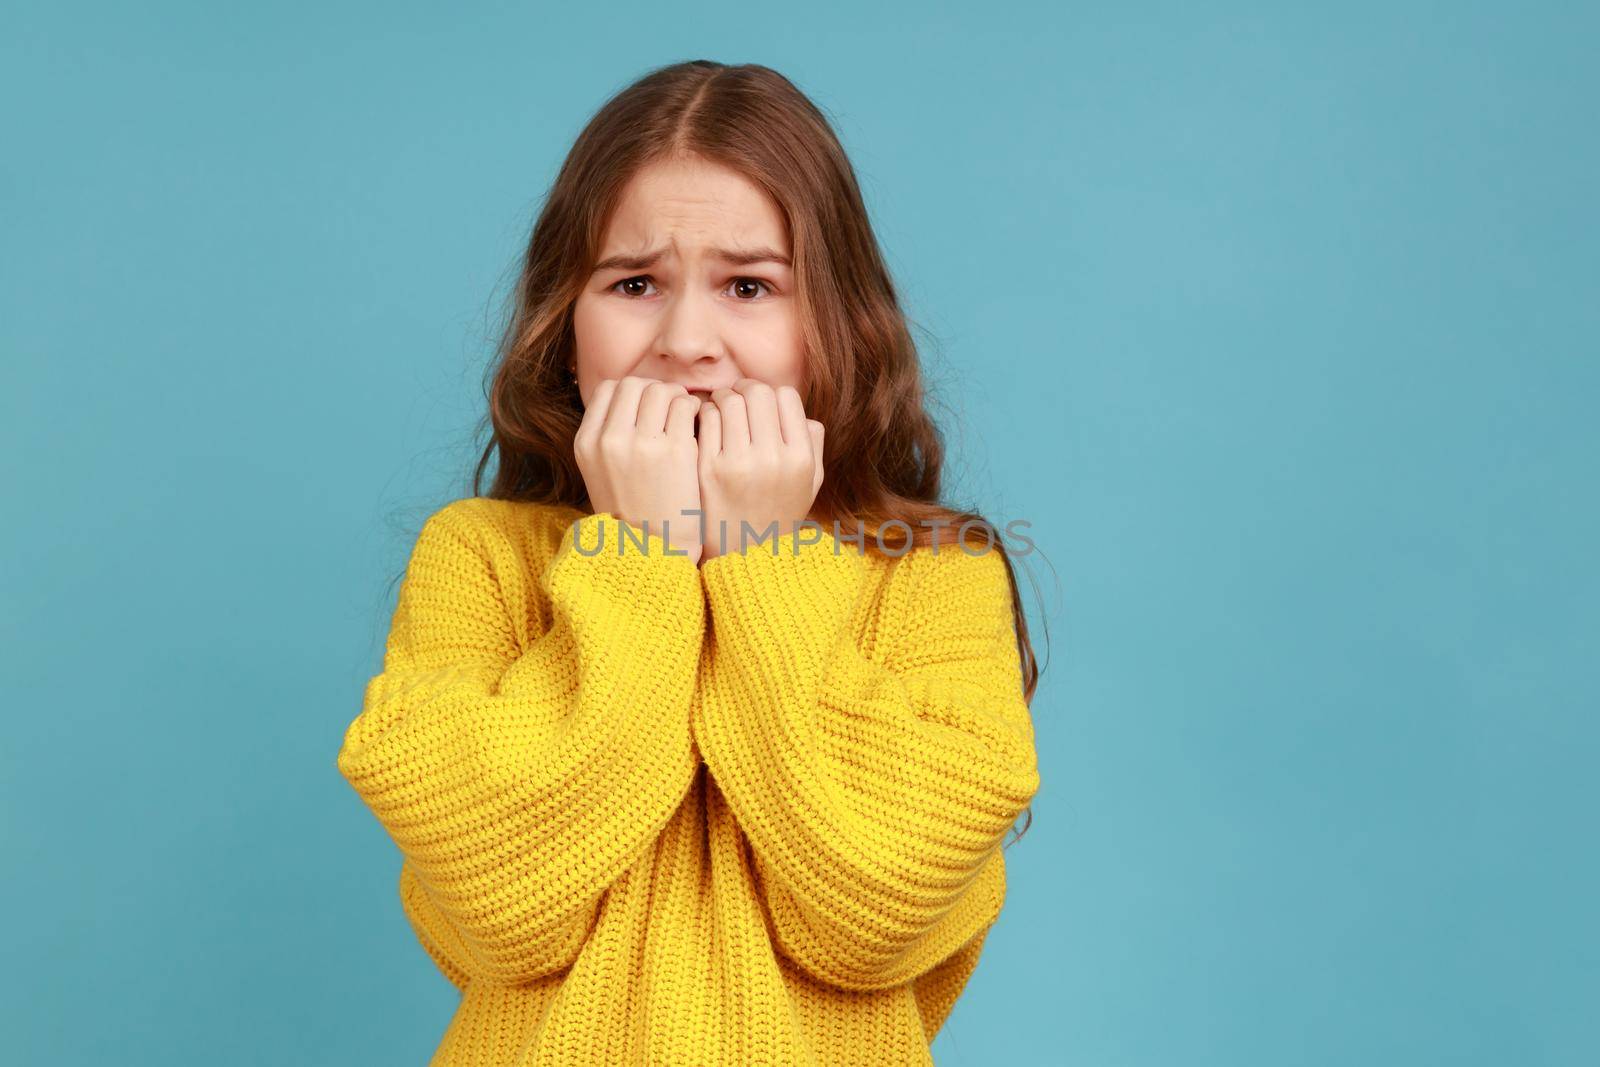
[{"left": 3, "top": 2, "right": 1595, "bottom": 1064}]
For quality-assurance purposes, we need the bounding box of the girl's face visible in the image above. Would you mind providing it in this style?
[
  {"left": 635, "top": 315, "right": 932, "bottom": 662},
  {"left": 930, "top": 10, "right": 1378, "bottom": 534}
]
[{"left": 571, "top": 156, "right": 804, "bottom": 407}]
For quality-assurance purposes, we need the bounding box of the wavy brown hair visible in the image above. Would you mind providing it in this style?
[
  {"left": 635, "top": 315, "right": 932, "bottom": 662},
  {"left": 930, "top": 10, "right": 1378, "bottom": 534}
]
[{"left": 465, "top": 60, "right": 1046, "bottom": 845}]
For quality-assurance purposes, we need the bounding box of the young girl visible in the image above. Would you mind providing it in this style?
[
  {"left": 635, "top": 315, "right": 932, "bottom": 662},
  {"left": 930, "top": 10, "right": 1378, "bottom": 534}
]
[{"left": 337, "top": 60, "right": 1043, "bottom": 1066}]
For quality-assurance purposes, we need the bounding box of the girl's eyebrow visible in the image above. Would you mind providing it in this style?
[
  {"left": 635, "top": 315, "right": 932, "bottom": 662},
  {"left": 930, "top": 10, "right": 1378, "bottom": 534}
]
[{"left": 591, "top": 245, "right": 792, "bottom": 272}]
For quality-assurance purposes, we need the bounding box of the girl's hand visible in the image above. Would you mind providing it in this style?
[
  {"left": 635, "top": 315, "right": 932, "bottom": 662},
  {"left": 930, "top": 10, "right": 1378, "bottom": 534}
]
[
  {"left": 695, "top": 378, "right": 824, "bottom": 562},
  {"left": 574, "top": 375, "right": 705, "bottom": 563}
]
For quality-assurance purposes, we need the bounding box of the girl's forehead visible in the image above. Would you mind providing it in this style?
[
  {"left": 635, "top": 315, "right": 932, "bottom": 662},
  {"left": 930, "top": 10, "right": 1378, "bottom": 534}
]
[{"left": 603, "top": 161, "right": 788, "bottom": 247}]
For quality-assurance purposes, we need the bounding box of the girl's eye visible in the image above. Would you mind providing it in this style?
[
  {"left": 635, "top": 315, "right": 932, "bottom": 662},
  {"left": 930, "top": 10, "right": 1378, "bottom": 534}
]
[
  {"left": 612, "top": 276, "right": 656, "bottom": 298},
  {"left": 729, "top": 277, "right": 773, "bottom": 300},
  {"left": 609, "top": 276, "right": 775, "bottom": 300}
]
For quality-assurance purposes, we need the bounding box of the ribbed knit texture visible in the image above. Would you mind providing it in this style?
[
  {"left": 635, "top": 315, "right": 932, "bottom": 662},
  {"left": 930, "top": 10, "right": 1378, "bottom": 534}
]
[{"left": 336, "top": 497, "right": 1040, "bottom": 1066}]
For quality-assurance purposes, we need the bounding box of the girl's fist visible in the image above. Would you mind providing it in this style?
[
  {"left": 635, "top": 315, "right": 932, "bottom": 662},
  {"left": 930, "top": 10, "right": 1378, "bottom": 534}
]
[
  {"left": 695, "top": 378, "right": 823, "bottom": 561},
  {"left": 574, "top": 375, "right": 704, "bottom": 562}
]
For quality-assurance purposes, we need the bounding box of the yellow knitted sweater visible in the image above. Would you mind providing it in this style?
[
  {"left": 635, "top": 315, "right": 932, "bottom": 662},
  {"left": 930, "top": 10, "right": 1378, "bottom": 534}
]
[{"left": 336, "top": 496, "right": 1040, "bottom": 1065}]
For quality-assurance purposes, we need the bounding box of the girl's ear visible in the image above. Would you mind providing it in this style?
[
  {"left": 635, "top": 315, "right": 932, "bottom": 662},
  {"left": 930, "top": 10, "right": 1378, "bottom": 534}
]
[{"left": 808, "top": 419, "right": 825, "bottom": 500}]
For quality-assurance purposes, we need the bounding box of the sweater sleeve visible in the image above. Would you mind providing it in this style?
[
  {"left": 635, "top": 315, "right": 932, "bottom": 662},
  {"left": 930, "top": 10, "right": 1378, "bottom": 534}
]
[
  {"left": 692, "top": 528, "right": 1040, "bottom": 992},
  {"left": 398, "top": 856, "right": 472, "bottom": 993},
  {"left": 336, "top": 503, "right": 704, "bottom": 986}
]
